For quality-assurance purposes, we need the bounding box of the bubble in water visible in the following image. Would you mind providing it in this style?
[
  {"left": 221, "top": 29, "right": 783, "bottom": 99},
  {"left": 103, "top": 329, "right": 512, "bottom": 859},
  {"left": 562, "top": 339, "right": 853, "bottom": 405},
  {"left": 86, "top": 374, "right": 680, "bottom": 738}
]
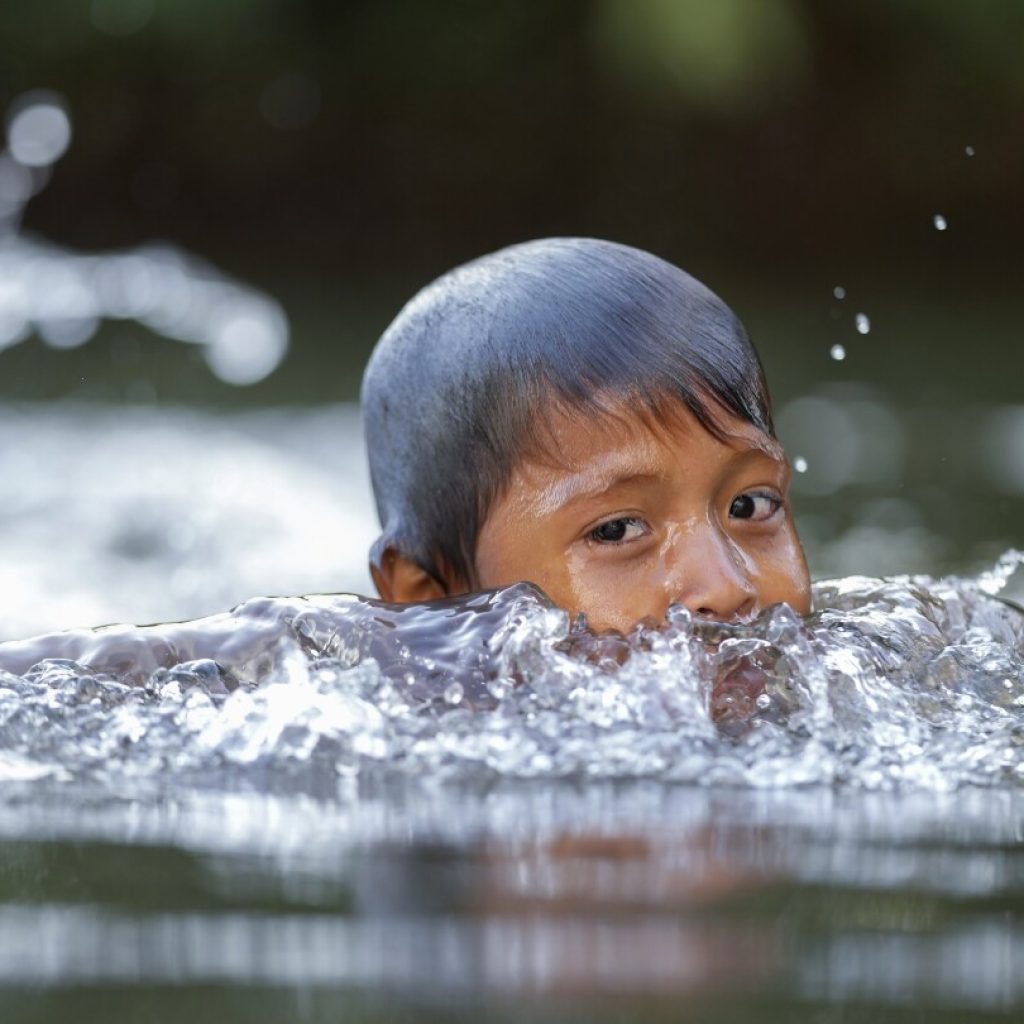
[
  {"left": 793, "top": 456, "right": 808, "bottom": 473},
  {"left": 7, "top": 94, "right": 72, "bottom": 168},
  {"left": 444, "top": 682, "right": 464, "bottom": 706},
  {"left": 487, "top": 678, "right": 512, "bottom": 701},
  {"left": 832, "top": 285, "right": 846, "bottom": 300},
  {"left": 965, "top": 145, "right": 975, "bottom": 157},
  {"left": 830, "top": 344, "right": 846, "bottom": 362},
  {"left": 855, "top": 313, "right": 871, "bottom": 335},
  {"left": 933, "top": 214, "right": 948, "bottom": 231}
]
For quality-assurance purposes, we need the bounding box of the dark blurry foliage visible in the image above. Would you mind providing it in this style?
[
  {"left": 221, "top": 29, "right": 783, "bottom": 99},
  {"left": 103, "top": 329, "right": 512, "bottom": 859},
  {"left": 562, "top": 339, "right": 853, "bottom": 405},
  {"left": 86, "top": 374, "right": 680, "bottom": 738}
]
[
  {"left": 0, "top": 0, "right": 1021, "bottom": 412},
  {"left": 0, "top": 0, "right": 1020, "bottom": 276}
]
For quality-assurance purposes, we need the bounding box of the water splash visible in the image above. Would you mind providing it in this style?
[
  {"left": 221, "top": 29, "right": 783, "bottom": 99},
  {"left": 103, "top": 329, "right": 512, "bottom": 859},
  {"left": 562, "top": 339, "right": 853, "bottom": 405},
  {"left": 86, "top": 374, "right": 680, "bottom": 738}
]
[
  {"left": 0, "top": 90, "right": 288, "bottom": 384},
  {"left": 0, "top": 560, "right": 1021, "bottom": 794}
]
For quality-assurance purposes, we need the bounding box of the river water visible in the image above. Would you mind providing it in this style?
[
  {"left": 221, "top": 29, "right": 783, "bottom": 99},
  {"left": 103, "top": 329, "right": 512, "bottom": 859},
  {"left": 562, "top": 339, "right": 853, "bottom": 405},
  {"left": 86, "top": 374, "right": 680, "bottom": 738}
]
[{"left": 1, "top": 402, "right": 1023, "bottom": 1023}]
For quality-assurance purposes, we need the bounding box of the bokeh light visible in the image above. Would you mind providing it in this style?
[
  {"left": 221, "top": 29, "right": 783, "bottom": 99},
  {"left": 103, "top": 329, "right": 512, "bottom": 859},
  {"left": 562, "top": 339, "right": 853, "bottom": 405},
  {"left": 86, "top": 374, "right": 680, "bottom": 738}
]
[
  {"left": 0, "top": 91, "right": 289, "bottom": 386},
  {"left": 6, "top": 93, "right": 71, "bottom": 169}
]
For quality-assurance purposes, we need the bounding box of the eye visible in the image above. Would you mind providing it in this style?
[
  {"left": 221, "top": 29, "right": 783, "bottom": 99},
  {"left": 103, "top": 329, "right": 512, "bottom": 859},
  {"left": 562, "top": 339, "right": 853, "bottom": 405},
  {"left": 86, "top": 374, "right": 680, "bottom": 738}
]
[
  {"left": 729, "top": 491, "right": 782, "bottom": 522},
  {"left": 587, "top": 516, "right": 648, "bottom": 545}
]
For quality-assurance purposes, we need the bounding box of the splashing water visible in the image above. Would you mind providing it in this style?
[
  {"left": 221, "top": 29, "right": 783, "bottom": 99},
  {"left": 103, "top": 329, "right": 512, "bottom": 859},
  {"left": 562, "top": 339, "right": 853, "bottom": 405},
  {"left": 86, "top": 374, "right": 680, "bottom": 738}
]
[
  {"left": 1, "top": 554, "right": 1021, "bottom": 795},
  {"left": 0, "top": 91, "right": 288, "bottom": 384}
]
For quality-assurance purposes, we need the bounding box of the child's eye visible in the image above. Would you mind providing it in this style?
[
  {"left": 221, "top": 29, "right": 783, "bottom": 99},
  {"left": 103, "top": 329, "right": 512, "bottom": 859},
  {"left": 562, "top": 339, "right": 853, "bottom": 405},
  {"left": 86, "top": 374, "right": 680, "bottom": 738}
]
[
  {"left": 587, "top": 516, "right": 648, "bottom": 545},
  {"left": 729, "top": 491, "right": 782, "bottom": 522}
]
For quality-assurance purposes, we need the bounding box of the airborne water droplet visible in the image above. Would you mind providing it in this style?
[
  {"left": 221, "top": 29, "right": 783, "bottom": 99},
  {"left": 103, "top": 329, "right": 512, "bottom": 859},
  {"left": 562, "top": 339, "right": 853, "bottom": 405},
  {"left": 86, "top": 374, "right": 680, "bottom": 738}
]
[
  {"left": 793, "top": 456, "right": 808, "bottom": 473},
  {"left": 833, "top": 285, "right": 846, "bottom": 300},
  {"left": 830, "top": 344, "right": 846, "bottom": 361},
  {"left": 965, "top": 145, "right": 975, "bottom": 157},
  {"left": 444, "top": 681, "right": 464, "bottom": 705},
  {"left": 855, "top": 313, "right": 871, "bottom": 335},
  {"left": 933, "top": 214, "right": 948, "bottom": 231}
]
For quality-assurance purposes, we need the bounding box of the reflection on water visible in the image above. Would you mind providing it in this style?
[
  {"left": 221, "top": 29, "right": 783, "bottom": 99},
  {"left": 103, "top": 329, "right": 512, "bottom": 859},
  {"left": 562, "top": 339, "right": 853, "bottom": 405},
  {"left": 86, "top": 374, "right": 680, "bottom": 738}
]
[{"left": 0, "top": 782, "right": 1022, "bottom": 1019}]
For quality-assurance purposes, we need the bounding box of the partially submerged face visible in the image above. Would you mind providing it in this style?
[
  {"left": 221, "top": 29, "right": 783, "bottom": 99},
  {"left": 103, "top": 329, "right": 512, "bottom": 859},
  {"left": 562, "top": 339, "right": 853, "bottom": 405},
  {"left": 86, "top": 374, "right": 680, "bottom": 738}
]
[{"left": 474, "top": 398, "right": 811, "bottom": 632}]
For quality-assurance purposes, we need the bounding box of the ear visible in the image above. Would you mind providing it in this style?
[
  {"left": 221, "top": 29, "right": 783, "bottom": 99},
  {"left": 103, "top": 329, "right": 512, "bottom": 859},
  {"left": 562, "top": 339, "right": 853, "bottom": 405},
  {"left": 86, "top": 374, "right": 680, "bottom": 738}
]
[{"left": 370, "top": 545, "right": 449, "bottom": 604}]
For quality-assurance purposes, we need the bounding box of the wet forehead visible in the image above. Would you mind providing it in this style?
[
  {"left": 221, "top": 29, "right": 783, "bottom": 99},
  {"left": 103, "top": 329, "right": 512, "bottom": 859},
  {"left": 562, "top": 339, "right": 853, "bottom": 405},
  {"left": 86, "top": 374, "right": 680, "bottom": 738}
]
[
  {"left": 508, "top": 399, "right": 784, "bottom": 514},
  {"left": 527, "top": 398, "right": 782, "bottom": 475}
]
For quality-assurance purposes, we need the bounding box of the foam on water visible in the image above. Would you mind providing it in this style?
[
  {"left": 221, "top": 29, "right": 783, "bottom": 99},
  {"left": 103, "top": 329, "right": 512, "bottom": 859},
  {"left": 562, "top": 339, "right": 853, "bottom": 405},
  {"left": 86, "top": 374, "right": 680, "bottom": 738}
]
[{"left": 1, "top": 553, "right": 1021, "bottom": 794}]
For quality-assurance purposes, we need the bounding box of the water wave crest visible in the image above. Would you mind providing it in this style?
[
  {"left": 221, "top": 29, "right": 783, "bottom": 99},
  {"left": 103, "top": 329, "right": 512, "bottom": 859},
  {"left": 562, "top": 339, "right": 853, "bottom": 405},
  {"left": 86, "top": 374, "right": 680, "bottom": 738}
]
[{"left": 0, "top": 554, "right": 1022, "bottom": 793}]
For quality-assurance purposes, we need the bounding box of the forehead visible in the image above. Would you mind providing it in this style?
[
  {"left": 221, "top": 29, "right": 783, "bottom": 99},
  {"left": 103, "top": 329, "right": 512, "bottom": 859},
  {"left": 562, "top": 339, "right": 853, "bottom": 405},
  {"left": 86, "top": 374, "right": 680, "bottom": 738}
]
[{"left": 523, "top": 394, "right": 783, "bottom": 475}]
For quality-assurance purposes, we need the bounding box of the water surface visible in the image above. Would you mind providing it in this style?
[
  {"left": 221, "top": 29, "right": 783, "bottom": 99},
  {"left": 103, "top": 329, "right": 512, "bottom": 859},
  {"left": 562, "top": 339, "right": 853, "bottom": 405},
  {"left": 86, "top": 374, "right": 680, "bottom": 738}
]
[
  {"left": 1, "top": 403, "right": 1023, "bottom": 1022},
  {"left": 0, "top": 551, "right": 1022, "bottom": 1021}
]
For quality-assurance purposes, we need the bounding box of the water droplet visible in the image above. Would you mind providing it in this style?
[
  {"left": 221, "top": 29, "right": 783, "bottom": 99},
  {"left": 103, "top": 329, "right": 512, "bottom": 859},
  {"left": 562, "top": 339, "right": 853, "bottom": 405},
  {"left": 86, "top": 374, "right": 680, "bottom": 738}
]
[
  {"left": 488, "top": 678, "right": 512, "bottom": 701},
  {"left": 832, "top": 285, "right": 846, "bottom": 300},
  {"left": 965, "top": 145, "right": 975, "bottom": 157},
  {"left": 793, "top": 456, "right": 808, "bottom": 474},
  {"left": 830, "top": 344, "right": 846, "bottom": 362},
  {"left": 855, "top": 313, "right": 871, "bottom": 335},
  {"left": 755, "top": 693, "right": 772, "bottom": 711},
  {"left": 933, "top": 214, "right": 948, "bottom": 231},
  {"left": 444, "top": 682, "right": 464, "bottom": 705}
]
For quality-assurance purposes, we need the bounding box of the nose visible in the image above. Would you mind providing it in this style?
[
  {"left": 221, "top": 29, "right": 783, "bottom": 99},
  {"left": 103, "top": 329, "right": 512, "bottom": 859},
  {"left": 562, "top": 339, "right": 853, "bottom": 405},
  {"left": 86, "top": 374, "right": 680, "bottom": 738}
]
[{"left": 667, "top": 525, "right": 758, "bottom": 622}]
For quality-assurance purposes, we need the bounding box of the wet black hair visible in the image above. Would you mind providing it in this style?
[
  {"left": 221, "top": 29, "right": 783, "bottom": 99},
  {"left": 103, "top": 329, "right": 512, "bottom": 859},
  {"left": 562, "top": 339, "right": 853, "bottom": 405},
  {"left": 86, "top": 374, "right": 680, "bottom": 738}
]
[{"left": 361, "top": 237, "right": 774, "bottom": 588}]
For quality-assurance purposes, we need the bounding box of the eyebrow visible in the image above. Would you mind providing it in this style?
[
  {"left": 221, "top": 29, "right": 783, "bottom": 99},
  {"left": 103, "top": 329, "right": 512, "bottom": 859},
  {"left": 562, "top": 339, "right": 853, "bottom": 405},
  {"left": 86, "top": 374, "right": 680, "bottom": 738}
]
[
  {"left": 547, "top": 470, "right": 663, "bottom": 511},
  {"left": 532, "top": 437, "right": 788, "bottom": 515},
  {"left": 718, "top": 429, "right": 787, "bottom": 463}
]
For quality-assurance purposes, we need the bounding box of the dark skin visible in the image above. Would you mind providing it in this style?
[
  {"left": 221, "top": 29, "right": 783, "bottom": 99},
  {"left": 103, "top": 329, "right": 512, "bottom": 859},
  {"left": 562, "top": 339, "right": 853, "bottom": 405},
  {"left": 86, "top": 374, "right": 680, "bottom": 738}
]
[{"left": 373, "top": 398, "right": 812, "bottom": 631}]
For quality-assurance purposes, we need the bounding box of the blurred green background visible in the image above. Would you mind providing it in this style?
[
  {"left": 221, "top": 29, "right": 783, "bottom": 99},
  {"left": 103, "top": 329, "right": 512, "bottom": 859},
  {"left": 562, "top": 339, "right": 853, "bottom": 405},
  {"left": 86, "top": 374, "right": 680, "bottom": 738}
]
[{"left": 0, "top": 0, "right": 1022, "bottom": 576}]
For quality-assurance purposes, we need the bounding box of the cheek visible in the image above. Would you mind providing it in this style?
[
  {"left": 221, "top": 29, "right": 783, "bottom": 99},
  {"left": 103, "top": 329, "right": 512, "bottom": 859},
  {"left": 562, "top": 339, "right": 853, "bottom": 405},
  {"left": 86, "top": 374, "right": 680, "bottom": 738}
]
[
  {"left": 752, "top": 529, "right": 812, "bottom": 613},
  {"left": 564, "top": 549, "right": 667, "bottom": 632}
]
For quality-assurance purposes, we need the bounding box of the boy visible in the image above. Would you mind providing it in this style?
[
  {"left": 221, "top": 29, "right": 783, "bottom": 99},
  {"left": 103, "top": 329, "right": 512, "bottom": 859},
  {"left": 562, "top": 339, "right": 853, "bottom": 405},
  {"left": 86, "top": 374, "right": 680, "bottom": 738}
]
[{"left": 362, "top": 237, "right": 811, "bottom": 632}]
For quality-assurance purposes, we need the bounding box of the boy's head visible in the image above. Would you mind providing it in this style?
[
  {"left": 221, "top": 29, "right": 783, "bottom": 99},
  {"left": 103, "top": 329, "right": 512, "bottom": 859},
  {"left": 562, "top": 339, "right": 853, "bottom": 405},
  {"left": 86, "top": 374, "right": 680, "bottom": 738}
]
[{"left": 362, "top": 238, "right": 810, "bottom": 630}]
